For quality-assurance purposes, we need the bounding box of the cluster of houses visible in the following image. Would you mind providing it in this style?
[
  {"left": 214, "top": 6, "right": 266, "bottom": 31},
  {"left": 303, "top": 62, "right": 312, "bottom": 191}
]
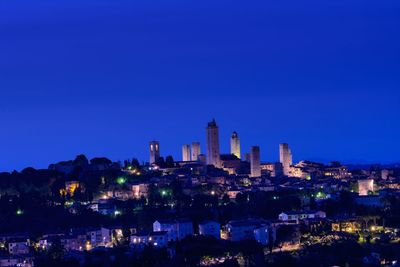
[{"left": 0, "top": 210, "right": 328, "bottom": 267}]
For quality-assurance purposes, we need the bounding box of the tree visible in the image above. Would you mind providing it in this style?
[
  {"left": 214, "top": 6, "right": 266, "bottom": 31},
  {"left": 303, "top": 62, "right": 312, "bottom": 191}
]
[
  {"left": 222, "top": 194, "right": 230, "bottom": 206},
  {"left": 165, "top": 156, "right": 174, "bottom": 168},
  {"left": 131, "top": 158, "right": 141, "bottom": 168}
]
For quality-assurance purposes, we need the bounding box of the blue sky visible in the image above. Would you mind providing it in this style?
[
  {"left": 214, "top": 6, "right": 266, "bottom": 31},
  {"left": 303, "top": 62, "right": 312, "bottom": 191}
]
[{"left": 1, "top": 0, "right": 399, "bottom": 171}]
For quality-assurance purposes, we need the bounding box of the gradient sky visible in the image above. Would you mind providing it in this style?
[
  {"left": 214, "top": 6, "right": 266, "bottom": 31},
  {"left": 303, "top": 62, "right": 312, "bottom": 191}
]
[{"left": 1, "top": 0, "right": 400, "bottom": 171}]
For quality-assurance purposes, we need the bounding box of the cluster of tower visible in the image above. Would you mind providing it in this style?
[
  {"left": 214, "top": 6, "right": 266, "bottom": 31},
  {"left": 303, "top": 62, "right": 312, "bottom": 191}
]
[
  {"left": 205, "top": 119, "right": 261, "bottom": 177},
  {"left": 149, "top": 119, "right": 293, "bottom": 178},
  {"left": 182, "top": 142, "right": 201, "bottom": 161}
]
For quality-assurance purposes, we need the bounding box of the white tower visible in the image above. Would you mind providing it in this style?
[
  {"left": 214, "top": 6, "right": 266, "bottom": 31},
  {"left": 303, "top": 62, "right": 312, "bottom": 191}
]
[
  {"left": 250, "top": 146, "right": 261, "bottom": 177},
  {"left": 191, "top": 142, "right": 201, "bottom": 161},
  {"left": 182, "top": 144, "right": 191, "bottom": 161},
  {"left": 230, "top": 131, "right": 241, "bottom": 159},
  {"left": 279, "top": 143, "right": 292, "bottom": 176},
  {"left": 206, "top": 119, "right": 221, "bottom": 168},
  {"left": 149, "top": 141, "right": 160, "bottom": 164}
]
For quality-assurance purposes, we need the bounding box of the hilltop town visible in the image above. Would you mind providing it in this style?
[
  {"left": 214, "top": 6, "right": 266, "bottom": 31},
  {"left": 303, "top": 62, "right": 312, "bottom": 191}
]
[{"left": 0, "top": 120, "right": 399, "bottom": 267}]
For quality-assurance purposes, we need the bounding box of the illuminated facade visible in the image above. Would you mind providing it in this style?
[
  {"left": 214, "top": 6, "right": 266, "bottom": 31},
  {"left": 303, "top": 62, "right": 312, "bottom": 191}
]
[
  {"left": 191, "top": 142, "right": 201, "bottom": 161},
  {"left": 149, "top": 141, "right": 160, "bottom": 164},
  {"left": 358, "top": 179, "right": 374, "bottom": 196},
  {"left": 250, "top": 146, "right": 261, "bottom": 177},
  {"left": 279, "top": 143, "right": 292, "bottom": 176},
  {"left": 230, "top": 131, "right": 241, "bottom": 159},
  {"left": 206, "top": 119, "right": 221, "bottom": 168},
  {"left": 182, "top": 144, "right": 191, "bottom": 161},
  {"left": 260, "top": 162, "right": 283, "bottom": 177}
]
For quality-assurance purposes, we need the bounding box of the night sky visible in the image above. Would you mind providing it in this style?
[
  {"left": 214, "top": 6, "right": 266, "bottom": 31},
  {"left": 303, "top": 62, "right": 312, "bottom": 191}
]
[{"left": 1, "top": 0, "right": 400, "bottom": 171}]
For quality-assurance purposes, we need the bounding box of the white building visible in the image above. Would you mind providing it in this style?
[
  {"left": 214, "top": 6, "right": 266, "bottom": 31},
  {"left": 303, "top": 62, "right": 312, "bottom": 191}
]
[
  {"left": 279, "top": 143, "right": 293, "bottom": 176},
  {"left": 182, "top": 144, "right": 191, "bottom": 161},
  {"left": 149, "top": 141, "right": 160, "bottom": 164},
  {"left": 130, "top": 231, "right": 169, "bottom": 248},
  {"left": 153, "top": 219, "right": 194, "bottom": 241},
  {"left": 206, "top": 119, "right": 221, "bottom": 168},
  {"left": 278, "top": 210, "right": 326, "bottom": 223},
  {"left": 225, "top": 219, "right": 274, "bottom": 245},
  {"left": 250, "top": 146, "right": 261, "bottom": 177},
  {"left": 230, "top": 132, "right": 240, "bottom": 159},
  {"left": 191, "top": 142, "right": 201, "bottom": 161},
  {"left": 198, "top": 220, "right": 220, "bottom": 239},
  {"left": 8, "top": 240, "right": 29, "bottom": 255}
]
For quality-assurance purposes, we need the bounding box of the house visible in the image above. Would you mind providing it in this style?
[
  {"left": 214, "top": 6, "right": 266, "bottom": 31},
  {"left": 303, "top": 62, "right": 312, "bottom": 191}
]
[
  {"left": 253, "top": 226, "right": 270, "bottom": 245},
  {"left": 38, "top": 238, "right": 54, "bottom": 251},
  {"left": 130, "top": 231, "right": 168, "bottom": 248},
  {"left": 132, "top": 183, "right": 149, "bottom": 199},
  {"left": 89, "top": 199, "right": 117, "bottom": 216},
  {"left": 278, "top": 210, "right": 326, "bottom": 223},
  {"left": 38, "top": 232, "right": 65, "bottom": 251},
  {"left": 153, "top": 219, "right": 193, "bottom": 241},
  {"left": 0, "top": 255, "right": 34, "bottom": 267},
  {"left": 86, "top": 227, "right": 111, "bottom": 247},
  {"left": 61, "top": 234, "right": 87, "bottom": 251},
  {"left": 224, "top": 219, "right": 274, "bottom": 245},
  {"left": 8, "top": 239, "right": 30, "bottom": 255},
  {"left": 198, "top": 220, "right": 220, "bottom": 239}
]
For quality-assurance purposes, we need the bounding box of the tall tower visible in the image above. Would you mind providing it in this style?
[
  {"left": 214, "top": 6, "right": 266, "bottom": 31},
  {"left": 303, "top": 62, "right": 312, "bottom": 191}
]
[
  {"left": 149, "top": 141, "right": 160, "bottom": 164},
  {"left": 250, "top": 146, "right": 261, "bottom": 177},
  {"left": 230, "top": 131, "right": 241, "bottom": 159},
  {"left": 279, "top": 143, "right": 293, "bottom": 176},
  {"left": 182, "top": 144, "right": 191, "bottom": 161},
  {"left": 191, "top": 142, "right": 201, "bottom": 161},
  {"left": 206, "top": 119, "right": 221, "bottom": 168}
]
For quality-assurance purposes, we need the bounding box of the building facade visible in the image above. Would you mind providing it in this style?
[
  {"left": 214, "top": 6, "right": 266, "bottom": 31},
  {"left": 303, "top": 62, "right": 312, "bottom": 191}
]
[
  {"left": 250, "top": 146, "right": 261, "bottom": 177},
  {"left": 149, "top": 141, "right": 160, "bottom": 164},
  {"left": 182, "top": 144, "right": 191, "bottom": 161},
  {"left": 191, "top": 142, "right": 201, "bottom": 161},
  {"left": 230, "top": 131, "right": 241, "bottom": 159},
  {"left": 279, "top": 143, "right": 293, "bottom": 176},
  {"left": 206, "top": 119, "right": 221, "bottom": 168},
  {"left": 198, "top": 220, "right": 221, "bottom": 239}
]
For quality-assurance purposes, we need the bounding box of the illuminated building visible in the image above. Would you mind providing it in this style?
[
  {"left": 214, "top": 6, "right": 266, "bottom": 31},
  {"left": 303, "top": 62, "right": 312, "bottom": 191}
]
[
  {"left": 191, "top": 142, "right": 201, "bottom": 161},
  {"left": 182, "top": 144, "right": 191, "bottom": 161},
  {"left": 220, "top": 154, "right": 241, "bottom": 174},
  {"left": 153, "top": 219, "right": 194, "bottom": 241},
  {"left": 278, "top": 210, "right": 326, "bottom": 223},
  {"left": 250, "top": 146, "right": 261, "bottom": 177},
  {"left": 60, "top": 181, "right": 84, "bottom": 197},
  {"left": 149, "top": 141, "right": 160, "bottom": 164},
  {"left": 279, "top": 143, "right": 292, "bottom": 176},
  {"left": 230, "top": 131, "right": 240, "bottom": 159},
  {"left": 206, "top": 119, "right": 221, "bottom": 168},
  {"left": 260, "top": 162, "right": 283, "bottom": 177},
  {"left": 132, "top": 183, "right": 149, "bottom": 199},
  {"left": 130, "top": 231, "right": 168, "bottom": 247},
  {"left": 358, "top": 179, "right": 374, "bottom": 196}
]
